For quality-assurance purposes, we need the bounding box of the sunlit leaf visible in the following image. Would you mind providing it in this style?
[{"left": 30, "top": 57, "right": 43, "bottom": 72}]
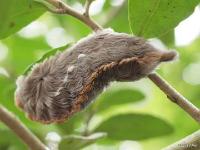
[
  {"left": 94, "top": 113, "right": 174, "bottom": 140},
  {"left": 95, "top": 84, "right": 145, "bottom": 112},
  {"left": 0, "top": 129, "right": 27, "bottom": 150},
  {"left": 128, "top": 0, "right": 200, "bottom": 38},
  {"left": 3, "top": 35, "right": 51, "bottom": 74}
]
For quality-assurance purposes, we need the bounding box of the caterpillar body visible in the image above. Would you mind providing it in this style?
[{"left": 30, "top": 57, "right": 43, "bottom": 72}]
[{"left": 15, "top": 29, "right": 177, "bottom": 124}]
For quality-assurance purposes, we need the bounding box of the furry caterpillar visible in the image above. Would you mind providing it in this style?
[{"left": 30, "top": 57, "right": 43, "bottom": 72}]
[{"left": 15, "top": 29, "right": 177, "bottom": 124}]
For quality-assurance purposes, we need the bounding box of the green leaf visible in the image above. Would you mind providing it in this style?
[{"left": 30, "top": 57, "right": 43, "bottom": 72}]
[
  {"left": 59, "top": 133, "right": 107, "bottom": 150},
  {"left": 128, "top": 0, "right": 200, "bottom": 38},
  {"left": 2, "top": 35, "right": 51, "bottom": 74},
  {"left": 0, "top": 0, "right": 46, "bottom": 39},
  {"left": 159, "top": 29, "right": 175, "bottom": 47},
  {"left": 95, "top": 83, "right": 145, "bottom": 112},
  {"left": 57, "top": 112, "right": 84, "bottom": 135},
  {"left": 0, "top": 129, "right": 27, "bottom": 150},
  {"left": 94, "top": 113, "right": 174, "bottom": 140},
  {"left": 23, "top": 44, "right": 71, "bottom": 75}
]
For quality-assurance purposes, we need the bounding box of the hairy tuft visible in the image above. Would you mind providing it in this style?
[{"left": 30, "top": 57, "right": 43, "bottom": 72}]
[{"left": 160, "top": 50, "right": 178, "bottom": 62}]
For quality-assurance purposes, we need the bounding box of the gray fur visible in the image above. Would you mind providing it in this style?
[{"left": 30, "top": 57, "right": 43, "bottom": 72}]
[{"left": 15, "top": 29, "right": 177, "bottom": 123}]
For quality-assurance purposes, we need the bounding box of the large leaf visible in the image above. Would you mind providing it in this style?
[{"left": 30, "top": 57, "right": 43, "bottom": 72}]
[
  {"left": 128, "top": 0, "right": 200, "bottom": 38},
  {"left": 59, "top": 133, "right": 107, "bottom": 150},
  {"left": 2, "top": 35, "right": 51, "bottom": 74},
  {"left": 94, "top": 113, "right": 174, "bottom": 140},
  {"left": 95, "top": 83, "right": 145, "bottom": 112},
  {"left": 0, "top": 129, "right": 27, "bottom": 150},
  {"left": 0, "top": 0, "right": 46, "bottom": 39}
]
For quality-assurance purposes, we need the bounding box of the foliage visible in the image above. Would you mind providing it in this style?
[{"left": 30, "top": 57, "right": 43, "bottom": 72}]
[
  {"left": 94, "top": 113, "right": 173, "bottom": 140},
  {"left": 128, "top": 0, "right": 200, "bottom": 38},
  {"left": 0, "top": 0, "right": 45, "bottom": 39},
  {"left": 0, "top": 0, "right": 200, "bottom": 150}
]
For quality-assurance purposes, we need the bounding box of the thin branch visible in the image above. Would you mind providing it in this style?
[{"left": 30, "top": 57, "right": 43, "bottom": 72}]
[
  {"left": 148, "top": 73, "right": 200, "bottom": 123},
  {"left": 0, "top": 105, "right": 47, "bottom": 150},
  {"left": 163, "top": 130, "right": 200, "bottom": 150},
  {"left": 83, "top": 0, "right": 94, "bottom": 17},
  {"left": 44, "top": 0, "right": 102, "bottom": 31}
]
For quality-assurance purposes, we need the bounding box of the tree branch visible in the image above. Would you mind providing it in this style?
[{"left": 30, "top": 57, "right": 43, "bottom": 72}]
[
  {"left": 43, "top": 0, "right": 200, "bottom": 124},
  {"left": 148, "top": 73, "right": 200, "bottom": 123},
  {"left": 44, "top": 0, "right": 102, "bottom": 31},
  {"left": 0, "top": 105, "right": 47, "bottom": 150},
  {"left": 163, "top": 130, "right": 200, "bottom": 150}
]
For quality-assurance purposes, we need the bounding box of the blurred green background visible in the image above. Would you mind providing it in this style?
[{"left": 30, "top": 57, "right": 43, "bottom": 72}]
[{"left": 0, "top": 0, "right": 200, "bottom": 150}]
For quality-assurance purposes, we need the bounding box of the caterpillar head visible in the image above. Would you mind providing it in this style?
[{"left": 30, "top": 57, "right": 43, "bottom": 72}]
[{"left": 15, "top": 54, "right": 72, "bottom": 123}]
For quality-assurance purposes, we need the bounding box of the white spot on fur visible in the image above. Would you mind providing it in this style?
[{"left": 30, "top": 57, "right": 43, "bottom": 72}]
[
  {"left": 55, "top": 87, "right": 63, "bottom": 96},
  {"left": 78, "top": 54, "right": 86, "bottom": 59},
  {"left": 63, "top": 75, "right": 68, "bottom": 82},
  {"left": 31, "top": 62, "right": 41, "bottom": 72},
  {"left": 55, "top": 91, "right": 60, "bottom": 96},
  {"left": 67, "top": 65, "right": 75, "bottom": 73}
]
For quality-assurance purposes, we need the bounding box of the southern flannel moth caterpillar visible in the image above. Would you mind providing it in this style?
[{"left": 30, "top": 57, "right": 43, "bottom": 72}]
[{"left": 15, "top": 29, "right": 177, "bottom": 124}]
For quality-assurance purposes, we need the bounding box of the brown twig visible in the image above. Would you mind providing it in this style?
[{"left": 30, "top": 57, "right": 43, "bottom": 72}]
[
  {"left": 0, "top": 105, "right": 47, "bottom": 150},
  {"left": 163, "top": 130, "right": 200, "bottom": 150},
  {"left": 44, "top": 0, "right": 102, "bottom": 31},
  {"left": 148, "top": 73, "right": 200, "bottom": 123}
]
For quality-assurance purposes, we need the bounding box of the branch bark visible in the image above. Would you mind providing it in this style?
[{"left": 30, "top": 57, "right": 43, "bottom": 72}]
[
  {"left": 0, "top": 105, "right": 47, "bottom": 150},
  {"left": 148, "top": 73, "right": 200, "bottom": 123},
  {"left": 163, "top": 130, "right": 200, "bottom": 150},
  {"left": 42, "top": 0, "right": 200, "bottom": 124},
  {"left": 44, "top": 0, "right": 102, "bottom": 31}
]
